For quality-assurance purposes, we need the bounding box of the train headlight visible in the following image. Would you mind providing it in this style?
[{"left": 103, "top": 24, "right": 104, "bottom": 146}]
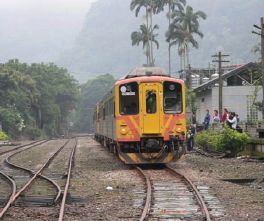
[
  {"left": 176, "top": 127, "right": 182, "bottom": 133},
  {"left": 120, "top": 127, "right": 128, "bottom": 135}
]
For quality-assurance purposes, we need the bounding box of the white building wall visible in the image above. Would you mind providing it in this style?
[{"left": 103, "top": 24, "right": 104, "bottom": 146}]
[
  {"left": 195, "top": 89, "right": 212, "bottom": 123},
  {"left": 212, "top": 86, "right": 262, "bottom": 122},
  {"left": 196, "top": 86, "right": 263, "bottom": 123}
]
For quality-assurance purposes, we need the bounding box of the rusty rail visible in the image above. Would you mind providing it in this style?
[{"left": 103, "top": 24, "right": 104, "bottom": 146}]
[
  {"left": 0, "top": 171, "right": 16, "bottom": 216},
  {"left": 4, "top": 139, "right": 62, "bottom": 203},
  {"left": 0, "top": 139, "right": 70, "bottom": 219},
  {"left": 135, "top": 166, "right": 152, "bottom": 221},
  {"left": 0, "top": 140, "right": 45, "bottom": 156},
  {"left": 194, "top": 148, "right": 226, "bottom": 159},
  {"left": 58, "top": 138, "right": 77, "bottom": 221},
  {"left": 166, "top": 165, "right": 211, "bottom": 221}
]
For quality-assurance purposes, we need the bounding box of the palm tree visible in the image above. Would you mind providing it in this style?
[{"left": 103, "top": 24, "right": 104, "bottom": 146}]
[
  {"left": 130, "top": 0, "right": 160, "bottom": 65},
  {"left": 168, "top": 5, "right": 206, "bottom": 69},
  {"left": 166, "top": 0, "right": 186, "bottom": 74},
  {"left": 131, "top": 24, "right": 159, "bottom": 65}
]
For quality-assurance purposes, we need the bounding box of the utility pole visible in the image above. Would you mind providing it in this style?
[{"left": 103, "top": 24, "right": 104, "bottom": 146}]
[
  {"left": 252, "top": 17, "right": 264, "bottom": 119},
  {"left": 212, "top": 52, "right": 230, "bottom": 118},
  {"left": 187, "top": 64, "right": 192, "bottom": 88},
  {"left": 168, "top": 0, "right": 172, "bottom": 75}
]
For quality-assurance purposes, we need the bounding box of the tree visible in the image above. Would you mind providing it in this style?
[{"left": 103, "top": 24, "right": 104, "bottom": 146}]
[
  {"left": 130, "top": 0, "right": 160, "bottom": 65},
  {"left": 150, "top": 0, "right": 186, "bottom": 72},
  {"left": 74, "top": 74, "right": 115, "bottom": 132},
  {"left": 167, "top": 5, "right": 206, "bottom": 70},
  {"left": 0, "top": 59, "right": 79, "bottom": 138},
  {"left": 166, "top": 0, "right": 186, "bottom": 73},
  {"left": 131, "top": 24, "right": 159, "bottom": 65},
  {"left": 29, "top": 63, "right": 79, "bottom": 136}
]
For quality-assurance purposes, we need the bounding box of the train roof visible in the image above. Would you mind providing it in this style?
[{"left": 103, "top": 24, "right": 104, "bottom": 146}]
[{"left": 120, "top": 67, "right": 170, "bottom": 79}]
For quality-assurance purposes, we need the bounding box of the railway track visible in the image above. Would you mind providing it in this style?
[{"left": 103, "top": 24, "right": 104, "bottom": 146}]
[
  {"left": 58, "top": 137, "right": 77, "bottom": 221},
  {"left": 0, "top": 138, "right": 77, "bottom": 220},
  {"left": 136, "top": 165, "right": 211, "bottom": 221},
  {"left": 193, "top": 148, "right": 226, "bottom": 159},
  {"left": 0, "top": 140, "right": 45, "bottom": 157}
]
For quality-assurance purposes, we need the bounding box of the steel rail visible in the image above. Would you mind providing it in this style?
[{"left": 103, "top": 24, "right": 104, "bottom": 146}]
[
  {"left": 0, "top": 139, "right": 70, "bottom": 219},
  {"left": 58, "top": 137, "right": 77, "bottom": 221},
  {"left": 135, "top": 166, "right": 152, "bottom": 221},
  {"left": 0, "top": 140, "right": 45, "bottom": 156},
  {"left": 0, "top": 140, "right": 49, "bottom": 217},
  {"left": 0, "top": 171, "right": 16, "bottom": 216},
  {"left": 194, "top": 148, "right": 226, "bottom": 159},
  {"left": 166, "top": 165, "right": 211, "bottom": 221},
  {"left": 5, "top": 161, "right": 62, "bottom": 203},
  {"left": 3, "top": 139, "right": 62, "bottom": 203}
]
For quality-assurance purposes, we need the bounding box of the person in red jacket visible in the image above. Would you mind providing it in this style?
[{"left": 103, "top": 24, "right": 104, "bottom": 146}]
[{"left": 221, "top": 108, "right": 229, "bottom": 123}]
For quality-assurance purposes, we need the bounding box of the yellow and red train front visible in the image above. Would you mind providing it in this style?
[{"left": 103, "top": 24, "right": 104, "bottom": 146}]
[{"left": 115, "top": 76, "right": 186, "bottom": 164}]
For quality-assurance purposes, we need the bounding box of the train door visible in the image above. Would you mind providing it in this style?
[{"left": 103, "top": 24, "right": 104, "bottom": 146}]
[{"left": 141, "top": 83, "right": 161, "bottom": 134}]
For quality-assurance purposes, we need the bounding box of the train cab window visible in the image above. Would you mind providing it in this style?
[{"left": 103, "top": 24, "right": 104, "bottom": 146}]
[
  {"left": 119, "top": 82, "right": 139, "bottom": 115},
  {"left": 163, "top": 82, "right": 182, "bottom": 114},
  {"left": 146, "top": 90, "right": 157, "bottom": 114}
]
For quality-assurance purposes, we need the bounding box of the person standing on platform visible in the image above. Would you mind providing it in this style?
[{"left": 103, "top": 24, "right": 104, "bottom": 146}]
[
  {"left": 203, "top": 109, "right": 210, "bottom": 130},
  {"left": 222, "top": 108, "right": 229, "bottom": 123}
]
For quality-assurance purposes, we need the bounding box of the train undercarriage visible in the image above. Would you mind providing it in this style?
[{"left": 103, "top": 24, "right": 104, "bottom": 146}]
[{"left": 95, "top": 134, "right": 185, "bottom": 164}]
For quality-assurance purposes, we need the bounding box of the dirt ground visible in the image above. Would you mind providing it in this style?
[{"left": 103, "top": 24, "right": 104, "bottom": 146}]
[
  {"left": 64, "top": 136, "right": 144, "bottom": 221},
  {"left": 1, "top": 137, "right": 144, "bottom": 221},
  {"left": 171, "top": 152, "right": 264, "bottom": 221},
  {"left": 1, "top": 137, "right": 264, "bottom": 220}
]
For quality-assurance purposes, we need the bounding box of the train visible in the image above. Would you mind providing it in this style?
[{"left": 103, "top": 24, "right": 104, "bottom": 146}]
[{"left": 94, "top": 67, "right": 186, "bottom": 164}]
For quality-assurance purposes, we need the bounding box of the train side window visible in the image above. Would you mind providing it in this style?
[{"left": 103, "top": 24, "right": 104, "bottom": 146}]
[
  {"left": 163, "top": 82, "right": 182, "bottom": 114},
  {"left": 119, "top": 82, "right": 139, "bottom": 115},
  {"left": 146, "top": 90, "right": 157, "bottom": 114}
]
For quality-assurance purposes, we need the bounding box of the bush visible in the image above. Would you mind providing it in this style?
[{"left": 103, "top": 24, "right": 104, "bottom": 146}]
[
  {"left": 23, "top": 126, "right": 42, "bottom": 140},
  {"left": 248, "top": 138, "right": 264, "bottom": 145},
  {"left": 195, "top": 126, "right": 249, "bottom": 155},
  {"left": 195, "top": 129, "right": 221, "bottom": 151},
  {"left": 220, "top": 126, "right": 249, "bottom": 154},
  {"left": 0, "top": 131, "right": 9, "bottom": 140}
]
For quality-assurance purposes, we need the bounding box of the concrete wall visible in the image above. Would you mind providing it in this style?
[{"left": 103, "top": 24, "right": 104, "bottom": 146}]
[
  {"left": 195, "top": 89, "right": 212, "bottom": 123},
  {"left": 195, "top": 85, "right": 263, "bottom": 123}
]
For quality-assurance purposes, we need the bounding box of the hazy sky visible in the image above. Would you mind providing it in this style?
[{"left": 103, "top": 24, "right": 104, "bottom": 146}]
[{"left": 0, "top": 0, "right": 98, "bottom": 62}]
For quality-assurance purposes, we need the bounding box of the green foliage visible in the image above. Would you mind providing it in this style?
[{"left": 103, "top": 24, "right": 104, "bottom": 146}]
[
  {"left": 131, "top": 24, "right": 159, "bottom": 65},
  {"left": 195, "top": 126, "right": 249, "bottom": 155},
  {"left": 0, "top": 106, "right": 25, "bottom": 134},
  {"left": 23, "top": 126, "right": 42, "bottom": 140},
  {"left": 220, "top": 126, "right": 249, "bottom": 154},
  {"left": 195, "top": 129, "right": 220, "bottom": 151},
  {"left": 166, "top": 5, "right": 206, "bottom": 69},
  {"left": 186, "top": 87, "right": 196, "bottom": 113},
  {"left": 247, "top": 138, "right": 264, "bottom": 145},
  {"left": 130, "top": 0, "right": 161, "bottom": 65},
  {"left": 0, "top": 131, "right": 9, "bottom": 140},
  {"left": 0, "top": 59, "right": 79, "bottom": 138},
  {"left": 74, "top": 74, "right": 115, "bottom": 132}
]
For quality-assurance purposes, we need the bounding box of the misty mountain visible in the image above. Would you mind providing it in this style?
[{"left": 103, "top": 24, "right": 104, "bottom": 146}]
[{"left": 58, "top": 0, "right": 263, "bottom": 82}]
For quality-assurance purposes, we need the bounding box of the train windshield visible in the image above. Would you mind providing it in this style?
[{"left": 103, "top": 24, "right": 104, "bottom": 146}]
[
  {"left": 119, "top": 82, "right": 139, "bottom": 115},
  {"left": 163, "top": 82, "right": 182, "bottom": 114},
  {"left": 146, "top": 90, "right": 157, "bottom": 114}
]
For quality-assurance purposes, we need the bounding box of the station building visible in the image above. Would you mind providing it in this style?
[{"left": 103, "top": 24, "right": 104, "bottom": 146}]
[{"left": 192, "top": 62, "right": 263, "bottom": 123}]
